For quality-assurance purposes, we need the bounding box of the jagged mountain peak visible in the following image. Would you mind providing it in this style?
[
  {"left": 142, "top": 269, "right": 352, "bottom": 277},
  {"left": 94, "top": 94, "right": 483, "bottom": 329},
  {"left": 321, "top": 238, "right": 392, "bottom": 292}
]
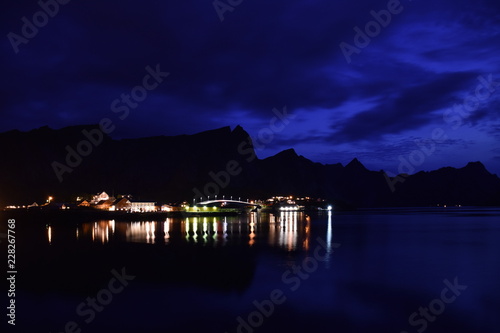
[
  {"left": 463, "top": 161, "right": 487, "bottom": 172},
  {"left": 346, "top": 158, "right": 368, "bottom": 171},
  {"left": 276, "top": 148, "right": 298, "bottom": 158},
  {"left": 232, "top": 125, "right": 245, "bottom": 133}
]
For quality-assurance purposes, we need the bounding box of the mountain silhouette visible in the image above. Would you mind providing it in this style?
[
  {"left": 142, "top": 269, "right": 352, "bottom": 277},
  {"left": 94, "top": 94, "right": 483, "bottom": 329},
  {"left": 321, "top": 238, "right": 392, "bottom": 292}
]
[{"left": 1, "top": 125, "right": 499, "bottom": 208}]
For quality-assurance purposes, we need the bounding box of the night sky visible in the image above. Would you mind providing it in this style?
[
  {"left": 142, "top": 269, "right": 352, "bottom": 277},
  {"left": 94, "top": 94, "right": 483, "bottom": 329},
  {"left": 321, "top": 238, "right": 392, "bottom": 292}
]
[{"left": 2, "top": 0, "right": 500, "bottom": 175}]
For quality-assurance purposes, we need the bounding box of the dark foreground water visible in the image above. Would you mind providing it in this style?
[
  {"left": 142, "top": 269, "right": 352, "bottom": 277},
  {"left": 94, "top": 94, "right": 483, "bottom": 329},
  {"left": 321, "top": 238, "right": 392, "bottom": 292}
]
[{"left": 2, "top": 208, "right": 500, "bottom": 332}]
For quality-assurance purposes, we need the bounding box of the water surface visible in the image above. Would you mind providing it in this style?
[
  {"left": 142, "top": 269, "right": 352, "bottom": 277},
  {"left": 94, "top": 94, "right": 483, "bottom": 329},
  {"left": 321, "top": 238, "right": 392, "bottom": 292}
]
[{"left": 6, "top": 208, "right": 500, "bottom": 332}]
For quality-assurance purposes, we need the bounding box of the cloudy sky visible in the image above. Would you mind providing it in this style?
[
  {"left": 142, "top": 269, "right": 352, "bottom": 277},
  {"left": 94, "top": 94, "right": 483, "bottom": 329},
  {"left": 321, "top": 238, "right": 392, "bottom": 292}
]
[{"left": 2, "top": 0, "right": 500, "bottom": 175}]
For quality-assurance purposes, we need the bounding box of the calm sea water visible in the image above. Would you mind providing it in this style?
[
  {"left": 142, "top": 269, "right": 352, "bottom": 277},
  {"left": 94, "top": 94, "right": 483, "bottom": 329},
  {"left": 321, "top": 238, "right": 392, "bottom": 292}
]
[{"left": 6, "top": 208, "right": 500, "bottom": 332}]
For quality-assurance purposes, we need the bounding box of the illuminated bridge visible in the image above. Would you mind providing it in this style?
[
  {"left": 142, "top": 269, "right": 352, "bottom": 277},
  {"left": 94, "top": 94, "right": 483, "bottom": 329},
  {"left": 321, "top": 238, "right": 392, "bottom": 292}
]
[{"left": 196, "top": 199, "right": 261, "bottom": 208}]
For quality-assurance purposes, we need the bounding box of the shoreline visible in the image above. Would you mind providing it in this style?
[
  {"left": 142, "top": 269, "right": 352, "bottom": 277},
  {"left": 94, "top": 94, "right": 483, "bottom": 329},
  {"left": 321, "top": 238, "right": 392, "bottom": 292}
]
[{"left": 0, "top": 208, "right": 244, "bottom": 224}]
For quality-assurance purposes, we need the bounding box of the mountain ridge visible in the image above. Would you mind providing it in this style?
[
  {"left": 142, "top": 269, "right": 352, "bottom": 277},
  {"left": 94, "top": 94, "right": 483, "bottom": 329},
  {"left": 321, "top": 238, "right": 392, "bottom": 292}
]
[{"left": 0, "top": 125, "right": 499, "bottom": 207}]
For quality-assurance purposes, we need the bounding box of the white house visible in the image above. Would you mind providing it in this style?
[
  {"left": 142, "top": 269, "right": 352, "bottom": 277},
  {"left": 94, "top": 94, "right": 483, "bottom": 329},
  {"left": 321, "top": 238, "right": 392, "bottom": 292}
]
[{"left": 130, "top": 201, "right": 156, "bottom": 212}]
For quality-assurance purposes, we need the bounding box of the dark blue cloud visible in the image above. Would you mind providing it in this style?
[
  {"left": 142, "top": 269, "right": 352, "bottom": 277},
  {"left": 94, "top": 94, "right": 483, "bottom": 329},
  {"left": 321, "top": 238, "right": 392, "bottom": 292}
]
[{"left": 329, "top": 71, "right": 478, "bottom": 142}]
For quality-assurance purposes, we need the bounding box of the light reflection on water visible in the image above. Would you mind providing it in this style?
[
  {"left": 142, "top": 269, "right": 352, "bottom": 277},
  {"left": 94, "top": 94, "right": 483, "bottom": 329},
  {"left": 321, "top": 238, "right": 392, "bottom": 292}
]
[
  {"left": 47, "top": 225, "right": 52, "bottom": 244},
  {"left": 79, "top": 220, "right": 116, "bottom": 244},
  {"left": 31, "top": 208, "right": 500, "bottom": 332},
  {"left": 46, "top": 212, "right": 333, "bottom": 252}
]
